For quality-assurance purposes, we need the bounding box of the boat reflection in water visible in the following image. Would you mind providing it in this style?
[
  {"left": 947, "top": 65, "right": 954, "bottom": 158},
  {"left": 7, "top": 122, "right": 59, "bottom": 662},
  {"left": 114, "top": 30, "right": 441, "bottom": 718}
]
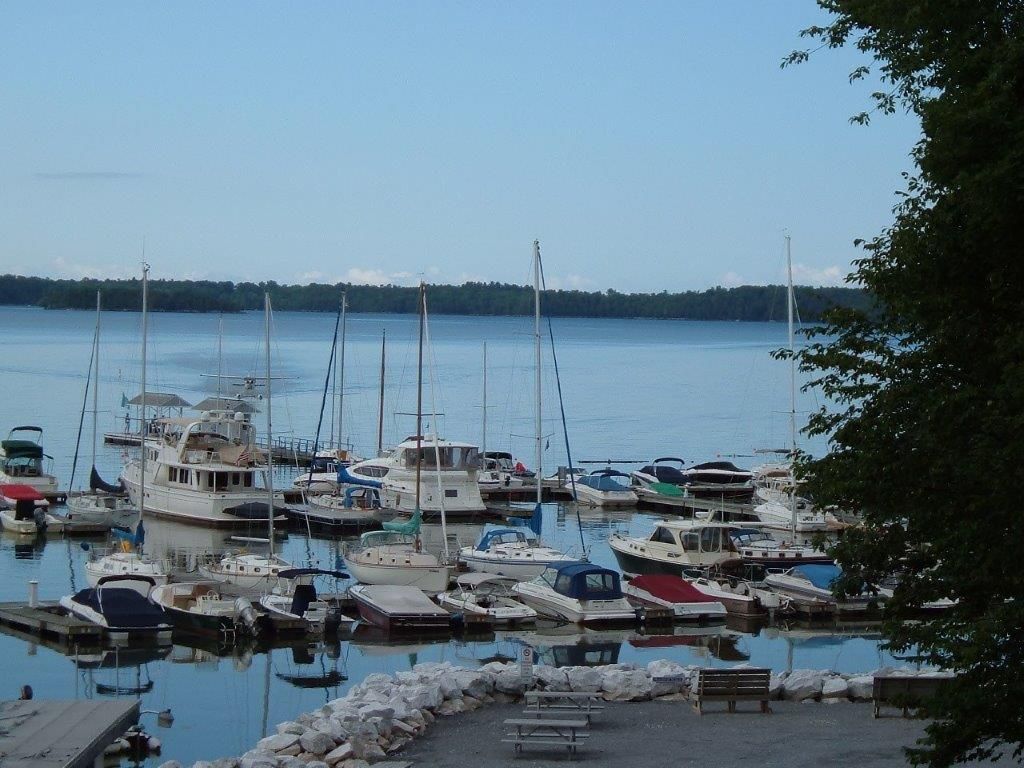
[
  {"left": 628, "top": 625, "right": 749, "bottom": 662},
  {"left": 71, "top": 645, "right": 173, "bottom": 697}
]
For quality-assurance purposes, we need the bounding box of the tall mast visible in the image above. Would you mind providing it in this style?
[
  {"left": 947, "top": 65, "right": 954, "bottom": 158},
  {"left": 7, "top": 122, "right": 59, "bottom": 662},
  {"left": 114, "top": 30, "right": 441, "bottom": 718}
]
[
  {"left": 376, "top": 330, "right": 386, "bottom": 456},
  {"left": 337, "top": 291, "right": 348, "bottom": 451},
  {"left": 139, "top": 263, "right": 149, "bottom": 526},
  {"left": 786, "top": 234, "right": 797, "bottom": 539},
  {"left": 481, "top": 341, "right": 487, "bottom": 458},
  {"left": 533, "top": 240, "right": 542, "bottom": 512},
  {"left": 217, "top": 313, "right": 223, "bottom": 401},
  {"left": 265, "top": 292, "right": 275, "bottom": 555},
  {"left": 91, "top": 291, "right": 100, "bottom": 474},
  {"left": 415, "top": 284, "right": 425, "bottom": 514}
]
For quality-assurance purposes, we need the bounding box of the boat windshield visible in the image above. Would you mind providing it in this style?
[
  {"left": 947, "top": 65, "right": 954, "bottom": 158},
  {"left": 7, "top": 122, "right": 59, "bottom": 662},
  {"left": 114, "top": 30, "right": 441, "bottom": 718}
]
[
  {"left": 402, "top": 446, "right": 481, "bottom": 470},
  {"left": 359, "top": 531, "right": 415, "bottom": 548}
]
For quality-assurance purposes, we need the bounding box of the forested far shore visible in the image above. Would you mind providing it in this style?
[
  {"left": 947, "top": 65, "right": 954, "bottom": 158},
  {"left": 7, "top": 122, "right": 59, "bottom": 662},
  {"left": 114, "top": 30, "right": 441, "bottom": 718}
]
[{"left": 0, "top": 273, "right": 871, "bottom": 322}]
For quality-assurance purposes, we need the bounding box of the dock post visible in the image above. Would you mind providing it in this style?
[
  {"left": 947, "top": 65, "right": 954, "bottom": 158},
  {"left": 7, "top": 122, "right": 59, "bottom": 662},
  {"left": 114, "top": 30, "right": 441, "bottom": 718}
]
[{"left": 28, "top": 580, "right": 38, "bottom": 608}]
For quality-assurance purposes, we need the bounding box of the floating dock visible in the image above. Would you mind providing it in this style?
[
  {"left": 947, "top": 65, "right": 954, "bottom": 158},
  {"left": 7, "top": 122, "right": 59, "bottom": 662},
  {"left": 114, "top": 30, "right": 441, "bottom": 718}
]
[
  {"left": 0, "top": 699, "right": 139, "bottom": 768},
  {"left": 0, "top": 601, "right": 105, "bottom": 645}
]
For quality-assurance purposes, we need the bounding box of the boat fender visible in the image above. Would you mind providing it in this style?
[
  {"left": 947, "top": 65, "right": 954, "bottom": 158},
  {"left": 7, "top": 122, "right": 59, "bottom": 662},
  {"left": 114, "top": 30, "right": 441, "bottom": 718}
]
[{"left": 233, "top": 597, "right": 260, "bottom": 633}]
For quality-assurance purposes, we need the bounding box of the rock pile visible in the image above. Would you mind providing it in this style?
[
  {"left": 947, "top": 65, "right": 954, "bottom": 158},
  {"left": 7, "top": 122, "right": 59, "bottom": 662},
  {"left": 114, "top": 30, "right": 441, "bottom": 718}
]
[{"left": 159, "top": 662, "right": 948, "bottom": 768}]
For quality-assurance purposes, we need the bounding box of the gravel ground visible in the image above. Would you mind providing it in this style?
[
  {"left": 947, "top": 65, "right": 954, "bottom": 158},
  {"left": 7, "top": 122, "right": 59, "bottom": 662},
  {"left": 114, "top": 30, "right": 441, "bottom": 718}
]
[{"left": 397, "top": 699, "right": 944, "bottom": 768}]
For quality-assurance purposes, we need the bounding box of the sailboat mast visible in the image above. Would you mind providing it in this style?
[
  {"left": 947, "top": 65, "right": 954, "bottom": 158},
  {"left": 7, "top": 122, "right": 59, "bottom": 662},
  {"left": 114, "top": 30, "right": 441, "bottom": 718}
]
[
  {"left": 481, "top": 341, "right": 487, "bottom": 459},
  {"left": 786, "top": 234, "right": 797, "bottom": 539},
  {"left": 377, "top": 330, "right": 386, "bottom": 456},
  {"left": 217, "top": 313, "right": 223, "bottom": 400},
  {"left": 139, "top": 264, "right": 149, "bottom": 526},
  {"left": 533, "top": 240, "right": 543, "bottom": 511},
  {"left": 338, "top": 292, "right": 347, "bottom": 451},
  {"left": 265, "top": 293, "right": 275, "bottom": 556},
  {"left": 415, "top": 284, "right": 424, "bottom": 513},
  {"left": 91, "top": 291, "right": 100, "bottom": 477}
]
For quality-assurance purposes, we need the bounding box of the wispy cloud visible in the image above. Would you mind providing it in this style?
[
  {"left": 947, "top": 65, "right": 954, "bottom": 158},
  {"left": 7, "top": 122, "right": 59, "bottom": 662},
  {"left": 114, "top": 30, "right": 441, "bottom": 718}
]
[
  {"left": 544, "top": 273, "right": 595, "bottom": 291},
  {"left": 53, "top": 257, "right": 138, "bottom": 279},
  {"left": 720, "top": 271, "right": 745, "bottom": 288},
  {"left": 790, "top": 263, "right": 848, "bottom": 286},
  {"left": 35, "top": 171, "right": 145, "bottom": 181}
]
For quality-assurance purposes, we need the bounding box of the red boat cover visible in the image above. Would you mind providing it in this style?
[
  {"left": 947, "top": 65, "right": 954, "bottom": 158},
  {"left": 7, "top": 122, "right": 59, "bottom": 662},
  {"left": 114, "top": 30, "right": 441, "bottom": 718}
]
[
  {"left": 629, "top": 575, "right": 718, "bottom": 603},
  {"left": 0, "top": 484, "right": 45, "bottom": 502}
]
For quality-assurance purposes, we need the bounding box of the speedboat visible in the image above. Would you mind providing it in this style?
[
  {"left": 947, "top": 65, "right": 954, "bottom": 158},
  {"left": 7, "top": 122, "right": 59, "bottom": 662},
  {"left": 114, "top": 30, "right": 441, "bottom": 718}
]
[
  {"left": 631, "top": 457, "right": 689, "bottom": 488},
  {"left": 478, "top": 452, "right": 533, "bottom": 493},
  {"left": 681, "top": 460, "right": 753, "bottom": 488},
  {"left": 762, "top": 564, "right": 884, "bottom": 613},
  {"left": 436, "top": 573, "right": 537, "bottom": 626},
  {"left": 0, "top": 427, "right": 58, "bottom": 496},
  {"left": 259, "top": 568, "right": 355, "bottom": 634},
  {"left": 149, "top": 581, "right": 259, "bottom": 638},
  {"left": 458, "top": 527, "right": 583, "bottom": 580},
  {"left": 622, "top": 574, "right": 727, "bottom": 622},
  {"left": 571, "top": 470, "right": 638, "bottom": 508},
  {"left": 60, "top": 575, "right": 173, "bottom": 642},
  {"left": 341, "top": 527, "right": 451, "bottom": 594},
  {"left": 378, "top": 435, "right": 487, "bottom": 519},
  {"left": 754, "top": 499, "right": 833, "bottom": 539},
  {"left": 608, "top": 520, "right": 741, "bottom": 577},
  {"left": 0, "top": 484, "right": 57, "bottom": 534},
  {"left": 728, "top": 527, "right": 833, "bottom": 568},
  {"left": 512, "top": 563, "right": 638, "bottom": 625},
  {"left": 348, "top": 584, "right": 452, "bottom": 632}
]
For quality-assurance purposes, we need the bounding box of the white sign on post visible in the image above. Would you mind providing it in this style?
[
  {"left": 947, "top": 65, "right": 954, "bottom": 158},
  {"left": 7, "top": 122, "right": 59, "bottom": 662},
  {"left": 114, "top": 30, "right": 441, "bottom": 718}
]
[{"left": 519, "top": 646, "right": 534, "bottom": 684}]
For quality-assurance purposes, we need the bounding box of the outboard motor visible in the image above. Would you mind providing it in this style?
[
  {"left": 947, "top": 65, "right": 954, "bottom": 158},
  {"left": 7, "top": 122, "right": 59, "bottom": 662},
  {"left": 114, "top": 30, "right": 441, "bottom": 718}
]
[
  {"left": 233, "top": 597, "right": 260, "bottom": 634},
  {"left": 33, "top": 506, "right": 47, "bottom": 531}
]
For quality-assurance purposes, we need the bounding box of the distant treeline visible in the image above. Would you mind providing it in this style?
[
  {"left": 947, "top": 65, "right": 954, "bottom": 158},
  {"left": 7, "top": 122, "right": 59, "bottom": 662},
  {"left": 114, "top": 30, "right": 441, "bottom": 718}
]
[{"left": 0, "top": 274, "right": 871, "bottom": 322}]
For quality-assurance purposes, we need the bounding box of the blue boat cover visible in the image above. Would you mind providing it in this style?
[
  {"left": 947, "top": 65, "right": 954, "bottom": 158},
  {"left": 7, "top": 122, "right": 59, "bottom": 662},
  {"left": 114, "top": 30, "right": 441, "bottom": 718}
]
[
  {"left": 338, "top": 465, "right": 382, "bottom": 489},
  {"left": 579, "top": 474, "right": 628, "bottom": 492},
  {"left": 71, "top": 587, "right": 167, "bottom": 628},
  {"left": 475, "top": 528, "right": 531, "bottom": 551},
  {"left": 793, "top": 564, "right": 841, "bottom": 590},
  {"left": 546, "top": 563, "right": 623, "bottom": 601},
  {"left": 506, "top": 502, "right": 543, "bottom": 536}
]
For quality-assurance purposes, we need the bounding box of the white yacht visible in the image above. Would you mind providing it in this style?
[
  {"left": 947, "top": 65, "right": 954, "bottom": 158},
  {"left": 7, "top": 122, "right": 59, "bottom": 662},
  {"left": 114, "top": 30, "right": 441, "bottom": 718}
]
[
  {"left": 436, "top": 573, "right": 537, "bottom": 626},
  {"left": 458, "top": 527, "right": 583, "bottom": 580},
  {"left": 512, "top": 563, "right": 638, "bottom": 625},
  {"left": 608, "top": 520, "right": 741, "bottom": 577},
  {"left": 120, "top": 405, "right": 288, "bottom": 527},
  {"left": 0, "top": 427, "right": 58, "bottom": 496},
  {"left": 379, "top": 435, "right": 486, "bottom": 519}
]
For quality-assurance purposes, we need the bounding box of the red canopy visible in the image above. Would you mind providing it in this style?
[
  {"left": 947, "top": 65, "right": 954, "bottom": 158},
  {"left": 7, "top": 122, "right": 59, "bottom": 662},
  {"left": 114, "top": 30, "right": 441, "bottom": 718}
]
[
  {"left": 629, "top": 575, "right": 719, "bottom": 603},
  {"left": 0, "top": 484, "right": 46, "bottom": 502}
]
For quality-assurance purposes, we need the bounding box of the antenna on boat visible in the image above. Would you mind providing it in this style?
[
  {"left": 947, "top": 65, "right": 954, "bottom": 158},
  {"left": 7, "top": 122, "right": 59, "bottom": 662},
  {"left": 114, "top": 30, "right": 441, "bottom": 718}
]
[{"left": 377, "top": 329, "right": 386, "bottom": 456}]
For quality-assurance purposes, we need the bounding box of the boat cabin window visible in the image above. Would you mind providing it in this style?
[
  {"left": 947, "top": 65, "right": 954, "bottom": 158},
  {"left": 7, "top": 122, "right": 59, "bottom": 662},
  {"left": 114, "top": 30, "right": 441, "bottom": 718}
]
[
  {"left": 584, "top": 572, "right": 616, "bottom": 593},
  {"left": 681, "top": 532, "right": 699, "bottom": 552},
  {"left": 232, "top": 473, "right": 240, "bottom": 486},
  {"left": 354, "top": 465, "right": 387, "bottom": 478},
  {"left": 206, "top": 472, "right": 214, "bottom": 489},
  {"left": 535, "top": 570, "right": 559, "bottom": 589},
  {"left": 700, "top": 526, "right": 723, "bottom": 552},
  {"left": 554, "top": 573, "right": 574, "bottom": 593},
  {"left": 180, "top": 469, "right": 191, "bottom": 485},
  {"left": 403, "top": 446, "right": 480, "bottom": 471},
  {"left": 651, "top": 527, "right": 676, "bottom": 545},
  {"left": 169, "top": 467, "right": 178, "bottom": 482}
]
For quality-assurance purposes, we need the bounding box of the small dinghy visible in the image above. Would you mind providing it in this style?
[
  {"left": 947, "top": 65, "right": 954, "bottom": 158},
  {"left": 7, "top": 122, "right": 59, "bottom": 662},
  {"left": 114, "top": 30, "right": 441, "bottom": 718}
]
[
  {"left": 60, "top": 575, "right": 173, "bottom": 643},
  {"left": 348, "top": 584, "right": 452, "bottom": 632},
  {"left": 0, "top": 484, "right": 57, "bottom": 534},
  {"left": 623, "top": 574, "right": 727, "bottom": 622},
  {"left": 436, "top": 573, "right": 538, "bottom": 627}
]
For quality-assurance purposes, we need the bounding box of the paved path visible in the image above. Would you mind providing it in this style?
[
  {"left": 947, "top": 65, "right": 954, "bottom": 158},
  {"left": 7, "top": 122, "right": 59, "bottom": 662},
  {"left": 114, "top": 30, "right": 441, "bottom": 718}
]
[{"left": 398, "top": 699, "right": 940, "bottom": 768}]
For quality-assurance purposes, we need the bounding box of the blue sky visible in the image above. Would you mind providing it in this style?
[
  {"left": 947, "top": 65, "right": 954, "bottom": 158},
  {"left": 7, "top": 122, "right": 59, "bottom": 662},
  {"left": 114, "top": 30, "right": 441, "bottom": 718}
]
[{"left": 0, "top": 2, "right": 920, "bottom": 292}]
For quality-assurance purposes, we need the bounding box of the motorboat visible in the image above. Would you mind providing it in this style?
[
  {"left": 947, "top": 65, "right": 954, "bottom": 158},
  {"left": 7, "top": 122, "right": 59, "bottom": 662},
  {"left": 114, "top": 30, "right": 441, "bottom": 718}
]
[
  {"left": 632, "top": 457, "right": 752, "bottom": 498},
  {"left": 479, "top": 452, "right": 533, "bottom": 492},
  {"left": 0, "top": 427, "right": 58, "bottom": 496},
  {"left": 378, "top": 434, "right": 487, "bottom": 519},
  {"left": 198, "top": 551, "right": 302, "bottom": 591},
  {"left": 683, "top": 575, "right": 777, "bottom": 617},
  {"left": 436, "top": 573, "right": 538, "bottom": 627},
  {"left": 512, "top": 563, "right": 638, "bottom": 625},
  {"left": 631, "top": 458, "right": 688, "bottom": 488},
  {"left": 348, "top": 584, "right": 452, "bottom": 632},
  {"left": 458, "top": 527, "right": 583, "bottom": 580},
  {"left": 149, "top": 581, "right": 259, "bottom": 638},
  {"left": 681, "top": 460, "right": 753, "bottom": 488},
  {"left": 570, "top": 469, "right": 638, "bottom": 508},
  {"left": 60, "top": 575, "right": 173, "bottom": 642},
  {"left": 728, "top": 527, "right": 833, "bottom": 568},
  {"left": 119, "top": 403, "right": 290, "bottom": 527},
  {"left": 608, "top": 520, "right": 741, "bottom": 577},
  {"left": 290, "top": 449, "right": 358, "bottom": 495},
  {"left": 753, "top": 498, "right": 833, "bottom": 539},
  {"left": 294, "top": 487, "right": 383, "bottom": 533},
  {"left": 342, "top": 527, "right": 451, "bottom": 594},
  {"left": 0, "top": 484, "right": 57, "bottom": 534},
  {"left": 259, "top": 568, "right": 355, "bottom": 634},
  {"left": 762, "top": 564, "right": 884, "bottom": 613},
  {"left": 622, "top": 575, "right": 727, "bottom": 622}
]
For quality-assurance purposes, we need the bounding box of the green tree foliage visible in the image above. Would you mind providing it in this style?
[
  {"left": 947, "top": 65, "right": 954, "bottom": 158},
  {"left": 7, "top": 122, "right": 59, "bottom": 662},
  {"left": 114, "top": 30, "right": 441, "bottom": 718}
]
[
  {"left": 0, "top": 273, "right": 870, "bottom": 322},
  {"left": 788, "top": 2, "right": 1024, "bottom": 764}
]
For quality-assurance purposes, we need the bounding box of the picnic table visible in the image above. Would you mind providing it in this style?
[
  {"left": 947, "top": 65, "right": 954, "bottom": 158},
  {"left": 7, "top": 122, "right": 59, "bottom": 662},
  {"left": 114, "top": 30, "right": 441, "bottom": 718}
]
[
  {"left": 523, "top": 690, "right": 605, "bottom": 723},
  {"left": 502, "top": 717, "right": 590, "bottom": 755}
]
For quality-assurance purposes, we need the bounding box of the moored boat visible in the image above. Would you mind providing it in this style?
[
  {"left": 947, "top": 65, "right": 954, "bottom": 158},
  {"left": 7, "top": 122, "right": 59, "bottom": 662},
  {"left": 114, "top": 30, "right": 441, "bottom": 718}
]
[
  {"left": 571, "top": 469, "right": 638, "bottom": 508},
  {"left": 622, "top": 574, "right": 727, "bottom": 622},
  {"left": 458, "top": 527, "right": 583, "bottom": 580},
  {"left": 342, "top": 528, "right": 451, "bottom": 594},
  {"left": 149, "top": 581, "right": 259, "bottom": 638},
  {"left": 512, "top": 563, "right": 638, "bottom": 626},
  {"left": 60, "top": 575, "right": 173, "bottom": 642},
  {"left": 0, "top": 427, "right": 58, "bottom": 497},
  {"left": 348, "top": 584, "right": 452, "bottom": 632},
  {"left": 762, "top": 564, "right": 884, "bottom": 614},
  {"left": 436, "top": 573, "right": 537, "bottom": 627},
  {"left": 608, "top": 520, "right": 741, "bottom": 577},
  {"left": 0, "top": 484, "right": 55, "bottom": 534}
]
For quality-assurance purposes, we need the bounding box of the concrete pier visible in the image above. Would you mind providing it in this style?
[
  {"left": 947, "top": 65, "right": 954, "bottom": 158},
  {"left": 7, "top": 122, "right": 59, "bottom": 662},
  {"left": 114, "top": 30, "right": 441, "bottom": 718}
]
[{"left": 0, "top": 699, "right": 139, "bottom": 768}]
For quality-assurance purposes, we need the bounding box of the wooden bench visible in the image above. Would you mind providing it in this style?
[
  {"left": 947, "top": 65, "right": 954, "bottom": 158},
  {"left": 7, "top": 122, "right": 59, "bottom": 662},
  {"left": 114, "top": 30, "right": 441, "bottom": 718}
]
[
  {"left": 523, "top": 690, "right": 605, "bottom": 723},
  {"left": 502, "top": 717, "right": 590, "bottom": 755},
  {"left": 872, "top": 675, "right": 948, "bottom": 718},
  {"left": 688, "top": 668, "right": 772, "bottom": 715}
]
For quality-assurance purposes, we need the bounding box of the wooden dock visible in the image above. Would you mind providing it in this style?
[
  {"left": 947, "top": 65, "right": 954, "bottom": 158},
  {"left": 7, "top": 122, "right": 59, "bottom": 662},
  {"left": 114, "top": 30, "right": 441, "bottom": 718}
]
[
  {"left": 0, "top": 699, "right": 139, "bottom": 768},
  {"left": 0, "top": 602, "right": 105, "bottom": 645}
]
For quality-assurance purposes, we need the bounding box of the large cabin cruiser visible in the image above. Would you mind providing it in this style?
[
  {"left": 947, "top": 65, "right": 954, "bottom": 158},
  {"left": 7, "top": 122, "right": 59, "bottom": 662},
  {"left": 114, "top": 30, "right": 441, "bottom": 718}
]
[
  {"left": 120, "top": 404, "right": 288, "bottom": 527},
  {"left": 379, "top": 435, "right": 486, "bottom": 519},
  {"left": 0, "top": 427, "right": 58, "bottom": 497},
  {"left": 609, "top": 520, "right": 741, "bottom": 577}
]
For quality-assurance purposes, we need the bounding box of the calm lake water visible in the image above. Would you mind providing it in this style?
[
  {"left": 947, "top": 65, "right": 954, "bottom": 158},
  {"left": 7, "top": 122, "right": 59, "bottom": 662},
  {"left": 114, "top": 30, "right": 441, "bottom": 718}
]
[{"left": 0, "top": 306, "right": 900, "bottom": 765}]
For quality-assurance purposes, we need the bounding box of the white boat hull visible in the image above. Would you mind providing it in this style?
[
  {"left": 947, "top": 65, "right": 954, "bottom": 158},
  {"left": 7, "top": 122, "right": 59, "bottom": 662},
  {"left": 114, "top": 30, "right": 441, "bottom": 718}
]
[
  {"left": 458, "top": 548, "right": 582, "bottom": 581},
  {"left": 85, "top": 553, "right": 169, "bottom": 593},
  {"left": 512, "top": 582, "right": 637, "bottom": 625},
  {"left": 342, "top": 557, "right": 451, "bottom": 594}
]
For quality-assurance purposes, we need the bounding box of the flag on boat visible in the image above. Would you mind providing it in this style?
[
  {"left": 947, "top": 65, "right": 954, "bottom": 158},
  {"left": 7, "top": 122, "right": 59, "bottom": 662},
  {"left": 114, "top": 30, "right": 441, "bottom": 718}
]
[
  {"left": 235, "top": 449, "right": 251, "bottom": 466},
  {"left": 134, "top": 519, "right": 146, "bottom": 548}
]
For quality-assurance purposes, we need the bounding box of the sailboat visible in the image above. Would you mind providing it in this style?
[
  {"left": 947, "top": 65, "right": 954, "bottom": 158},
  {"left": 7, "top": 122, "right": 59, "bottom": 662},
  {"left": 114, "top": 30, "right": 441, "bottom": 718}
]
[
  {"left": 199, "top": 294, "right": 298, "bottom": 590},
  {"left": 753, "top": 236, "right": 832, "bottom": 540},
  {"left": 342, "top": 284, "right": 452, "bottom": 594},
  {"left": 459, "top": 241, "right": 583, "bottom": 579},
  {"left": 84, "top": 264, "right": 169, "bottom": 594},
  {"left": 65, "top": 292, "right": 135, "bottom": 529}
]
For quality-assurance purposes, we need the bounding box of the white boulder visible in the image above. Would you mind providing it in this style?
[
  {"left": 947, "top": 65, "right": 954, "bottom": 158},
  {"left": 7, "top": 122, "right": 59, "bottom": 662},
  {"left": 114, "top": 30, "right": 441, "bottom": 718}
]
[
  {"left": 821, "top": 676, "right": 849, "bottom": 699},
  {"left": 565, "top": 666, "right": 603, "bottom": 692},
  {"left": 600, "top": 669, "right": 653, "bottom": 701},
  {"left": 847, "top": 674, "right": 875, "bottom": 700},
  {"left": 299, "top": 730, "right": 337, "bottom": 756},
  {"left": 782, "top": 669, "right": 824, "bottom": 701}
]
